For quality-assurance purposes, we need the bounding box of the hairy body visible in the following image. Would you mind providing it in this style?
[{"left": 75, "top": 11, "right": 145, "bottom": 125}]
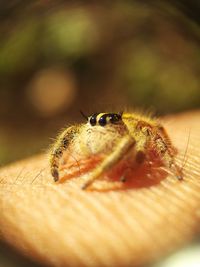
[{"left": 50, "top": 112, "right": 183, "bottom": 189}]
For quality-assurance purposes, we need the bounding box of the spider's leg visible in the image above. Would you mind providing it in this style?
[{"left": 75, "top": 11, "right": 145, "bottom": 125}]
[
  {"left": 133, "top": 121, "right": 182, "bottom": 180},
  {"left": 81, "top": 135, "right": 136, "bottom": 190},
  {"left": 50, "top": 125, "right": 80, "bottom": 182},
  {"left": 141, "top": 124, "right": 183, "bottom": 180}
]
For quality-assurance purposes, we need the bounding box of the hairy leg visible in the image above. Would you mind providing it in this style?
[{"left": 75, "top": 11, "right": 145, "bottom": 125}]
[
  {"left": 82, "top": 135, "right": 136, "bottom": 189},
  {"left": 50, "top": 125, "right": 81, "bottom": 182}
]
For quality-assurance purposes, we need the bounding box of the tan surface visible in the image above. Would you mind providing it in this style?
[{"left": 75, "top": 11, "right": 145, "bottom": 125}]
[{"left": 0, "top": 111, "right": 200, "bottom": 267}]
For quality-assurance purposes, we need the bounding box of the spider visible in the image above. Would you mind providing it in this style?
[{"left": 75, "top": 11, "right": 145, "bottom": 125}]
[{"left": 50, "top": 112, "right": 183, "bottom": 190}]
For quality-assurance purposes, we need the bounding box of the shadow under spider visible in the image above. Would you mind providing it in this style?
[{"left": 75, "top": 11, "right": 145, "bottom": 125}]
[
  {"left": 58, "top": 154, "right": 169, "bottom": 192},
  {"left": 103, "top": 161, "right": 168, "bottom": 191}
]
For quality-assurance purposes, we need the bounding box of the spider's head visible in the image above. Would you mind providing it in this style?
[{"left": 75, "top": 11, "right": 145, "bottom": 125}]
[
  {"left": 81, "top": 112, "right": 126, "bottom": 154},
  {"left": 88, "top": 113, "right": 122, "bottom": 127}
]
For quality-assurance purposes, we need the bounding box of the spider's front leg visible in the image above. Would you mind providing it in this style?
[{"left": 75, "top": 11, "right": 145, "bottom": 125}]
[
  {"left": 50, "top": 125, "right": 80, "bottom": 182},
  {"left": 81, "top": 135, "right": 136, "bottom": 190}
]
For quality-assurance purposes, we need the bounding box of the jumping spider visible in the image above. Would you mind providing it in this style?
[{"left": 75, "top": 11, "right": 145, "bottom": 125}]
[{"left": 50, "top": 112, "right": 183, "bottom": 189}]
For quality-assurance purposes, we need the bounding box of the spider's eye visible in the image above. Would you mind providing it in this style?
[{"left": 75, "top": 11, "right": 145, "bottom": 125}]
[
  {"left": 89, "top": 116, "right": 96, "bottom": 126},
  {"left": 99, "top": 115, "right": 107, "bottom": 126},
  {"left": 109, "top": 114, "right": 122, "bottom": 124},
  {"left": 89, "top": 113, "right": 122, "bottom": 127}
]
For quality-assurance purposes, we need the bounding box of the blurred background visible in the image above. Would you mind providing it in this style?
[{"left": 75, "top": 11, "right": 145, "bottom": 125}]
[
  {"left": 0, "top": 1, "right": 200, "bottom": 266},
  {"left": 1, "top": 0, "right": 200, "bottom": 167}
]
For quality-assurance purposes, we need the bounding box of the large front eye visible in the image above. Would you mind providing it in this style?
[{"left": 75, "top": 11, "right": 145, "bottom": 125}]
[{"left": 99, "top": 116, "right": 107, "bottom": 126}]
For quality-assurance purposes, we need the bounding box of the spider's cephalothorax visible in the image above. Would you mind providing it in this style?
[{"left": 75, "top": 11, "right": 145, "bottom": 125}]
[{"left": 50, "top": 111, "right": 183, "bottom": 189}]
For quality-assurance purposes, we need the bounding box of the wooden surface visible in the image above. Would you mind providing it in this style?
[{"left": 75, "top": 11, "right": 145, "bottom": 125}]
[{"left": 0, "top": 111, "right": 200, "bottom": 267}]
